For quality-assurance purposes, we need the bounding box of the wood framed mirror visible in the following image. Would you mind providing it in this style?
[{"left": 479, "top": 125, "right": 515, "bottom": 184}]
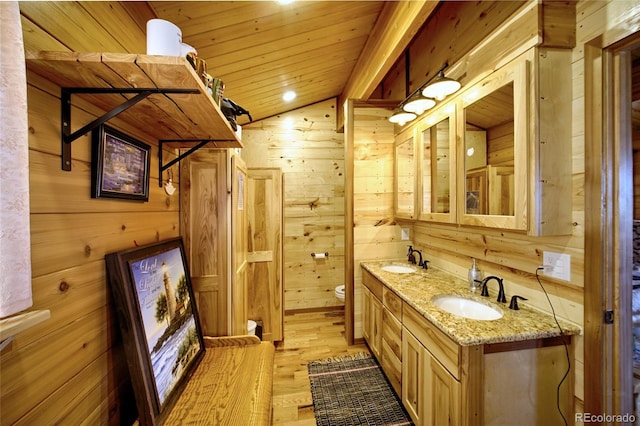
[
  {"left": 394, "top": 127, "right": 417, "bottom": 219},
  {"left": 418, "top": 102, "right": 457, "bottom": 223},
  {"left": 459, "top": 59, "right": 528, "bottom": 230}
]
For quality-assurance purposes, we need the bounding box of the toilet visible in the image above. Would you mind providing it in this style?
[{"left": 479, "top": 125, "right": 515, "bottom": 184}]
[
  {"left": 335, "top": 285, "right": 345, "bottom": 303},
  {"left": 248, "top": 320, "right": 257, "bottom": 336}
]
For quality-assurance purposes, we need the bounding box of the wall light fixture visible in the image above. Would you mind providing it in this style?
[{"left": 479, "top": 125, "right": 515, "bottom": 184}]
[{"left": 388, "top": 63, "right": 461, "bottom": 126}]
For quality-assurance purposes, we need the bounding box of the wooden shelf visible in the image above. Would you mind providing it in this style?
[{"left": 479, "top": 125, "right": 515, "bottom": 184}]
[
  {"left": 0, "top": 310, "right": 50, "bottom": 350},
  {"left": 25, "top": 51, "right": 242, "bottom": 149}
]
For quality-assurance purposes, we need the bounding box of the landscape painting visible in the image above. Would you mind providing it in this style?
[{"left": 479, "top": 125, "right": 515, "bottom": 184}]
[{"left": 105, "top": 237, "right": 205, "bottom": 425}]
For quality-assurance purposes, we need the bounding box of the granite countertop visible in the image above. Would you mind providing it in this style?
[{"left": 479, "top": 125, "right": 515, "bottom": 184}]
[{"left": 361, "top": 260, "right": 581, "bottom": 346}]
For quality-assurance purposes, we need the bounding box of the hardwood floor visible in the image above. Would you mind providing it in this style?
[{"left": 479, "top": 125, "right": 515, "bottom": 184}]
[{"left": 272, "top": 310, "right": 371, "bottom": 425}]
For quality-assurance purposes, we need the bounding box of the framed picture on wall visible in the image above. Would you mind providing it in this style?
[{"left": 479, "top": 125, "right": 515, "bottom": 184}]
[
  {"left": 91, "top": 125, "right": 151, "bottom": 201},
  {"left": 104, "top": 237, "right": 205, "bottom": 425}
]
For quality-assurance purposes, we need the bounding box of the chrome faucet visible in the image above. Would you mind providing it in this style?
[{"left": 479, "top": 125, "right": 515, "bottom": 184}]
[{"left": 481, "top": 276, "right": 506, "bottom": 303}]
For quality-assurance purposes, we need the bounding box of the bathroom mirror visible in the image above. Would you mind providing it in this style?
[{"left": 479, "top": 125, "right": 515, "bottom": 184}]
[
  {"left": 459, "top": 59, "right": 528, "bottom": 230},
  {"left": 394, "top": 128, "right": 417, "bottom": 219},
  {"left": 418, "top": 104, "right": 456, "bottom": 223},
  {"left": 464, "top": 82, "right": 515, "bottom": 215}
]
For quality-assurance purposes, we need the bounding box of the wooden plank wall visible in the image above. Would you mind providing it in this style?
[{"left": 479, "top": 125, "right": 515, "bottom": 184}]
[
  {"left": 352, "top": 106, "right": 408, "bottom": 339},
  {"left": 1, "top": 3, "right": 178, "bottom": 424},
  {"left": 240, "top": 100, "right": 346, "bottom": 312}
]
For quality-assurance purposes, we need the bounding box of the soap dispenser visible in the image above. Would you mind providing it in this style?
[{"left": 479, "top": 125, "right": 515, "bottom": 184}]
[{"left": 468, "top": 258, "right": 483, "bottom": 292}]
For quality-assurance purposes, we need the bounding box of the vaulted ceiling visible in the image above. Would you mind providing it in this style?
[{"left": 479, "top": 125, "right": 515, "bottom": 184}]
[{"left": 146, "top": 1, "right": 439, "bottom": 126}]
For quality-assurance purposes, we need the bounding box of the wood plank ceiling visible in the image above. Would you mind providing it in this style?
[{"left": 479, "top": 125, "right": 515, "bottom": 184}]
[{"left": 147, "top": 1, "right": 431, "bottom": 126}]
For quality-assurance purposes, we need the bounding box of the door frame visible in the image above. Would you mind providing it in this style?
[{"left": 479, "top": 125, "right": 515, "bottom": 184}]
[{"left": 584, "top": 33, "right": 637, "bottom": 418}]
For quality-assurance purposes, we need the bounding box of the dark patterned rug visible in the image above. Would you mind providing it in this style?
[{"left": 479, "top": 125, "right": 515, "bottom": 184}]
[{"left": 308, "top": 353, "right": 413, "bottom": 426}]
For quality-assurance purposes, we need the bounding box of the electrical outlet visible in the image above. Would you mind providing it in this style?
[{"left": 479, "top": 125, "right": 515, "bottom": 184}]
[
  {"left": 543, "top": 251, "right": 571, "bottom": 281},
  {"left": 401, "top": 228, "right": 410, "bottom": 241}
]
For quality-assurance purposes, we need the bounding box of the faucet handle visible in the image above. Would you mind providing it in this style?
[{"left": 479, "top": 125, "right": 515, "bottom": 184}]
[
  {"left": 421, "top": 259, "right": 429, "bottom": 270},
  {"left": 509, "top": 295, "right": 528, "bottom": 310},
  {"left": 480, "top": 277, "right": 491, "bottom": 297}
]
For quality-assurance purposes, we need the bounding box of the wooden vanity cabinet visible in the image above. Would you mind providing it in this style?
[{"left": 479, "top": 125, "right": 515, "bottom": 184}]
[
  {"left": 402, "top": 303, "right": 473, "bottom": 426},
  {"left": 362, "top": 270, "right": 403, "bottom": 394},
  {"left": 362, "top": 273, "right": 383, "bottom": 360},
  {"left": 362, "top": 267, "right": 573, "bottom": 425}
]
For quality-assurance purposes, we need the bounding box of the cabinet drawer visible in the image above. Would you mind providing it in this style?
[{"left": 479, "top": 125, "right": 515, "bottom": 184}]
[
  {"left": 382, "top": 307, "right": 402, "bottom": 359},
  {"left": 403, "top": 303, "right": 460, "bottom": 379},
  {"left": 383, "top": 287, "right": 403, "bottom": 319},
  {"left": 362, "top": 269, "right": 383, "bottom": 300},
  {"left": 381, "top": 339, "right": 402, "bottom": 396}
]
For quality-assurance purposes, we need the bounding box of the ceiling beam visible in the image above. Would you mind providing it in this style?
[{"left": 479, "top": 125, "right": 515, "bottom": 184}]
[{"left": 336, "top": 0, "right": 439, "bottom": 129}]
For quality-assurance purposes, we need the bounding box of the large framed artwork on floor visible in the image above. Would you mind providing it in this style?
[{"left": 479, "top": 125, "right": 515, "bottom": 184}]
[{"left": 105, "top": 237, "right": 204, "bottom": 425}]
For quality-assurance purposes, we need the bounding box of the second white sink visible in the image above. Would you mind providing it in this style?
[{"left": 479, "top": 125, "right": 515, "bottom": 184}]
[
  {"left": 381, "top": 264, "right": 416, "bottom": 274},
  {"left": 431, "top": 294, "right": 503, "bottom": 321}
]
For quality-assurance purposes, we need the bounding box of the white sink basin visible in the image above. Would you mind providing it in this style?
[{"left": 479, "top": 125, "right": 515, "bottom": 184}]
[
  {"left": 381, "top": 264, "right": 416, "bottom": 274},
  {"left": 431, "top": 294, "right": 503, "bottom": 321}
]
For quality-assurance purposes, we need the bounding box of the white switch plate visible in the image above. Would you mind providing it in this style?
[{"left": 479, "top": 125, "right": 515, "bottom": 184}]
[
  {"left": 543, "top": 251, "right": 571, "bottom": 281},
  {"left": 401, "top": 228, "right": 410, "bottom": 240}
]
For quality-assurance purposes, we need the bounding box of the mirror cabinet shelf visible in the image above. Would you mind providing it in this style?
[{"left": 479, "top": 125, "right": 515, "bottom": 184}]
[{"left": 392, "top": 47, "right": 572, "bottom": 236}]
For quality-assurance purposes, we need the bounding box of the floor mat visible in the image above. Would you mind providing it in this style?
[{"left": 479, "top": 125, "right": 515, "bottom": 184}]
[{"left": 308, "top": 353, "right": 413, "bottom": 426}]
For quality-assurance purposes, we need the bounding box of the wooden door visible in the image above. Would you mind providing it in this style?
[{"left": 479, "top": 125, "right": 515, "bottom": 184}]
[
  {"left": 180, "top": 150, "right": 228, "bottom": 336},
  {"left": 231, "top": 154, "right": 248, "bottom": 335},
  {"left": 246, "top": 168, "right": 283, "bottom": 341}
]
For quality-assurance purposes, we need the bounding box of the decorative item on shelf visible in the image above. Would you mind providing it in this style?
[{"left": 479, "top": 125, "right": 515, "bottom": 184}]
[
  {"left": 211, "top": 77, "right": 225, "bottom": 106},
  {"left": 388, "top": 63, "right": 461, "bottom": 126},
  {"left": 164, "top": 169, "right": 176, "bottom": 196},
  {"left": 146, "top": 19, "right": 184, "bottom": 56},
  {"left": 221, "top": 98, "right": 252, "bottom": 131}
]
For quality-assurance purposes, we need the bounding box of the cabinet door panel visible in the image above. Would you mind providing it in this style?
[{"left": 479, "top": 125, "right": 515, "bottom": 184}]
[
  {"left": 383, "top": 286, "right": 403, "bottom": 319},
  {"left": 381, "top": 339, "right": 402, "bottom": 396},
  {"left": 425, "top": 353, "right": 461, "bottom": 426},
  {"left": 402, "top": 328, "right": 424, "bottom": 424},
  {"left": 382, "top": 307, "right": 402, "bottom": 359},
  {"left": 362, "top": 286, "right": 371, "bottom": 343},
  {"left": 370, "top": 295, "right": 383, "bottom": 359}
]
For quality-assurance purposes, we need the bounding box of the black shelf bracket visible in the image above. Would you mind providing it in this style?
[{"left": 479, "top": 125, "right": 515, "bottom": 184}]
[
  {"left": 60, "top": 87, "right": 199, "bottom": 171},
  {"left": 158, "top": 139, "right": 236, "bottom": 187}
]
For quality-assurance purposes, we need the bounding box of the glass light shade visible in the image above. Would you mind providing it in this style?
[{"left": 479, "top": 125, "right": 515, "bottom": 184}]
[
  {"left": 389, "top": 110, "right": 416, "bottom": 126},
  {"left": 402, "top": 97, "right": 436, "bottom": 115},
  {"left": 422, "top": 73, "right": 461, "bottom": 101}
]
